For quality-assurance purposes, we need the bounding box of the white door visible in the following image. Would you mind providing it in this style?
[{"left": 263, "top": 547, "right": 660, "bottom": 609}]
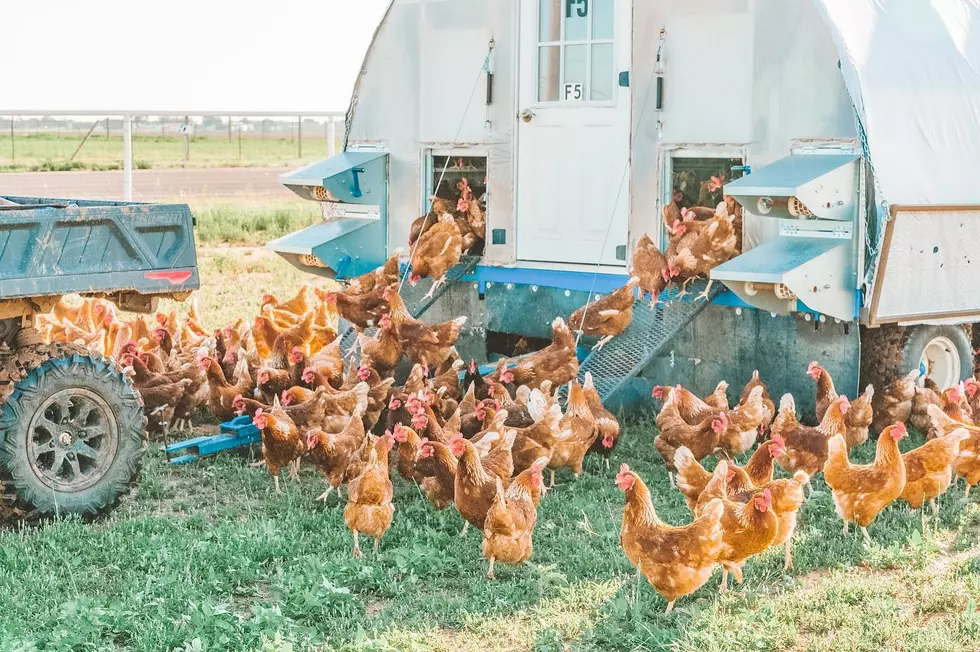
[{"left": 516, "top": 0, "right": 631, "bottom": 266}]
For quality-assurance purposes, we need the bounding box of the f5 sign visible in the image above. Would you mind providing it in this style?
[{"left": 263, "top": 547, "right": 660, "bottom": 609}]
[
  {"left": 565, "top": 0, "right": 588, "bottom": 18},
  {"left": 563, "top": 83, "right": 584, "bottom": 101}
]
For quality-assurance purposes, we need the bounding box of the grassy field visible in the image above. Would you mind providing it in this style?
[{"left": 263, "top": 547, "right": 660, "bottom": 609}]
[
  {"left": 191, "top": 200, "right": 322, "bottom": 248},
  {"left": 2, "top": 250, "right": 980, "bottom": 651},
  {"left": 0, "top": 133, "right": 339, "bottom": 172}
]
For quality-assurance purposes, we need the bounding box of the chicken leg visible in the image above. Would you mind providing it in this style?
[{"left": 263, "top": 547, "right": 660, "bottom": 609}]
[
  {"left": 664, "top": 600, "right": 675, "bottom": 613},
  {"left": 422, "top": 277, "right": 446, "bottom": 300},
  {"left": 374, "top": 537, "right": 381, "bottom": 554},
  {"left": 352, "top": 531, "right": 364, "bottom": 558},
  {"left": 719, "top": 567, "right": 729, "bottom": 594},
  {"left": 842, "top": 520, "right": 849, "bottom": 536},
  {"left": 487, "top": 557, "right": 496, "bottom": 580},
  {"left": 784, "top": 540, "right": 793, "bottom": 571},
  {"left": 459, "top": 521, "right": 470, "bottom": 537},
  {"left": 693, "top": 280, "right": 714, "bottom": 303},
  {"left": 966, "top": 482, "right": 972, "bottom": 500},
  {"left": 315, "top": 486, "right": 333, "bottom": 502},
  {"left": 860, "top": 526, "right": 871, "bottom": 543},
  {"left": 931, "top": 498, "right": 939, "bottom": 519},
  {"left": 592, "top": 335, "right": 614, "bottom": 351},
  {"left": 273, "top": 475, "right": 282, "bottom": 494}
]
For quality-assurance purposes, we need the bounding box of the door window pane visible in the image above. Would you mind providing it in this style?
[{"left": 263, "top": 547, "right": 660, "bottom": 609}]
[
  {"left": 564, "top": 0, "right": 589, "bottom": 41},
  {"left": 592, "top": 0, "right": 614, "bottom": 39},
  {"left": 538, "top": 46, "right": 560, "bottom": 101},
  {"left": 539, "top": 0, "right": 560, "bottom": 42},
  {"left": 564, "top": 44, "right": 588, "bottom": 88},
  {"left": 591, "top": 43, "right": 614, "bottom": 100}
]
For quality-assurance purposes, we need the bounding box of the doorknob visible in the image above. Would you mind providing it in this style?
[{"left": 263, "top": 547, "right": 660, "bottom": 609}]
[{"left": 519, "top": 109, "right": 536, "bottom": 123}]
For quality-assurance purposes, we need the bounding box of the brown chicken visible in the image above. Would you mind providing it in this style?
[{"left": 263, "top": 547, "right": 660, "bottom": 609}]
[
  {"left": 665, "top": 210, "right": 738, "bottom": 301},
  {"left": 963, "top": 378, "right": 980, "bottom": 419},
  {"left": 927, "top": 404, "right": 980, "bottom": 499},
  {"left": 261, "top": 285, "right": 312, "bottom": 317},
  {"left": 695, "top": 461, "right": 778, "bottom": 592},
  {"left": 900, "top": 426, "right": 969, "bottom": 527},
  {"left": 384, "top": 287, "right": 466, "bottom": 369},
  {"left": 324, "top": 283, "right": 392, "bottom": 330},
  {"left": 673, "top": 438, "right": 786, "bottom": 513},
  {"left": 305, "top": 405, "right": 367, "bottom": 502},
  {"left": 418, "top": 439, "right": 458, "bottom": 510},
  {"left": 568, "top": 277, "right": 639, "bottom": 350},
  {"left": 655, "top": 394, "right": 727, "bottom": 483},
  {"left": 409, "top": 198, "right": 453, "bottom": 247},
  {"left": 617, "top": 464, "right": 724, "bottom": 612},
  {"left": 739, "top": 370, "right": 776, "bottom": 435},
  {"left": 704, "top": 380, "right": 730, "bottom": 411},
  {"left": 717, "top": 386, "right": 768, "bottom": 458},
  {"left": 408, "top": 213, "right": 463, "bottom": 299},
  {"left": 482, "top": 458, "right": 548, "bottom": 579},
  {"left": 343, "top": 434, "right": 395, "bottom": 557},
  {"left": 808, "top": 361, "right": 875, "bottom": 448},
  {"left": 582, "top": 372, "right": 620, "bottom": 468},
  {"left": 872, "top": 369, "right": 920, "bottom": 433},
  {"left": 509, "top": 317, "right": 579, "bottom": 391},
  {"left": 252, "top": 402, "right": 307, "bottom": 493},
  {"left": 450, "top": 432, "right": 516, "bottom": 534},
  {"left": 358, "top": 312, "right": 402, "bottom": 373},
  {"left": 629, "top": 233, "right": 670, "bottom": 308},
  {"left": 547, "top": 381, "right": 598, "bottom": 486},
  {"left": 346, "top": 250, "right": 402, "bottom": 296},
  {"left": 653, "top": 384, "right": 717, "bottom": 428},
  {"left": 824, "top": 423, "right": 908, "bottom": 541},
  {"left": 765, "top": 471, "right": 809, "bottom": 571},
  {"left": 772, "top": 394, "right": 849, "bottom": 491},
  {"left": 201, "top": 356, "right": 255, "bottom": 422}
]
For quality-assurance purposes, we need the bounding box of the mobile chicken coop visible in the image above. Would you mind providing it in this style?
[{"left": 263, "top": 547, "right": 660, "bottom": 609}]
[{"left": 269, "top": 0, "right": 980, "bottom": 414}]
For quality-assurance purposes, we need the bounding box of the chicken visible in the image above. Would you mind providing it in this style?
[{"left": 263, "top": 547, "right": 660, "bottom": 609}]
[
  {"left": 653, "top": 384, "right": 716, "bottom": 428},
  {"left": 319, "top": 382, "right": 371, "bottom": 433},
  {"left": 872, "top": 369, "right": 920, "bottom": 433},
  {"left": 408, "top": 212, "right": 463, "bottom": 299},
  {"left": 343, "top": 434, "right": 395, "bottom": 558},
  {"left": 384, "top": 287, "right": 466, "bottom": 369},
  {"left": 695, "top": 461, "right": 778, "bottom": 592},
  {"left": 409, "top": 198, "right": 453, "bottom": 247},
  {"left": 346, "top": 250, "right": 402, "bottom": 296},
  {"left": 546, "top": 381, "right": 598, "bottom": 486},
  {"left": 629, "top": 233, "right": 670, "bottom": 308},
  {"left": 261, "top": 285, "right": 313, "bottom": 319},
  {"left": 252, "top": 401, "right": 307, "bottom": 493},
  {"left": 201, "top": 356, "right": 254, "bottom": 422},
  {"left": 739, "top": 370, "right": 776, "bottom": 435},
  {"left": 772, "top": 394, "right": 849, "bottom": 490},
  {"left": 927, "top": 404, "right": 980, "bottom": 499},
  {"left": 665, "top": 209, "right": 738, "bottom": 300},
  {"left": 428, "top": 358, "right": 465, "bottom": 403},
  {"left": 911, "top": 379, "right": 943, "bottom": 434},
  {"left": 482, "top": 458, "right": 548, "bottom": 579},
  {"left": 963, "top": 378, "right": 980, "bottom": 420},
  {"left": 766, "top": 471, "right": 809, "bottom": 571},
  {"left": 655, "top": 393, "right": 727, "bottom": 483},
  {"left": 673, "top": 437, "right": 786, "bottom": 512},
  {"left": 617, "top": 464, "right": 724, "bottom": 612},
  {"left": 568, "top": 277, "right": 639, "bottom": 350},
  {"left": 304, "top": 337, "right": 345, "bottom": 389},
  {"left": 509, "top": 397, "right": 562, "bottom": 473},
  {"left": 323, "top": 283, "right": 392, "bottom": 330},
  {"left": 509, "top": 317, "right": 579, "bottom": 391},
  {"left": 358, "top": 312, "right": 402, "bottom": 374},
  {"left": 900, "top": 426, "right": 969, "bottom": 527},
  {"left": 939, "top": 384, "right": 973, "bottom": 426},
  {"left": 139, "top": 378, "right": 193, "bottom": 439},
  {"left": 418, "top": 439, "right": 458, "bottom": 510},
  {"left": 304, "top": 405, "right": 367, "bottom": 502},
  {"left": 809, "top": 362, "right": 876, "bottom": 448},
  {"left": 717, "top": 386, "right": 768, "bottom": 458},
  {"left": 704, "top": 380, "right": 730, "bottom": 411},
  {"left": 450, "top": 431, "right": 516, "bottom": 534},
  {"left": 581, "top": 372, "right": 620, "bottom": 468},
  {"left": 824, "top": 423, "right": 908, "bottom": 541}
]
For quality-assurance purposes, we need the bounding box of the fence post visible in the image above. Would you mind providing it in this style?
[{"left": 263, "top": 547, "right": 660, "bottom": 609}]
[
  {"left": 9, "top": 118, "right": 14, "bottom": 162},
  {"left": 328, "top": 117, "right": 337, "bottom": 157},
  {"left": 123, "top": 114, "right": 133, "bottom": 201},
  {"left": 297, "top": 116, "right": 303, "bottom": 158}
]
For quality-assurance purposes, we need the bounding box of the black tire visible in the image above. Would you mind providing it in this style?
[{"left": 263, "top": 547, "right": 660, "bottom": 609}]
[
  {"left": 861, "top": 324, "right": 972, "bottom": 391},
  {"left": 0, "top": 349, "right": 145, "bottom": 517}
]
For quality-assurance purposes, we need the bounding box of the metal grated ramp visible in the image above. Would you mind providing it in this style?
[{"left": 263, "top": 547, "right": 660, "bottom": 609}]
[
  {"left": 560, "top": 279, "right": 723, "bottom": 404},
  {"left": 338, "top": 256, "right": 480, "bottom": 356}
]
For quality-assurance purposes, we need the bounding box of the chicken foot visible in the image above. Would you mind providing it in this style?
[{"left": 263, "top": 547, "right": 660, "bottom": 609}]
[
  {"left": 719, "top": 566, "right": 729, "bottom": 594},
  {"left": 422, "top": 277, "right": 446, "bottom": 301},
  {"left": 315, "top": 486, "right": 334, "bottom": 502},
  {"left": 784, "top": 540, "right": 793, "bottom": 571},
  {"left": 352, "top": 531, "right": 364, "bottom": 558},
  {"left": 860, "top": 526, "right": 871, "bottom": 543},
  {"left": 273, "top": 475, "right": 282, "bottom": 494},
  {"left": 459, "top": 521, "right": 470, "bottom": 537},
  {"left": 664, "top": 600, "right": 675, "bottom": 613},
  {"left": 288, "top": 459, "right": 301, "bottom": 482},
  {"left": 592, "top": 335, "right": 615, "bottom": 351},
  {"left": 693, "top": 280, "right": 714, "bottom": 303}
]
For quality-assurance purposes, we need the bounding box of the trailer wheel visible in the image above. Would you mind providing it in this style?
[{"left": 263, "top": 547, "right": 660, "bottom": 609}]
[
  {"left": 861, "top": 324, "right": 972, "bottom": 391},
  {"left": 0, "top": 348, "right": 145, "bottom": 518}
]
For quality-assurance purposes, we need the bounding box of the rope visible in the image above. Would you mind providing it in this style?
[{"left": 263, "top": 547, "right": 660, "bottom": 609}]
[{"left": 398, "top": 47, "right": 491, "bottom": 292}]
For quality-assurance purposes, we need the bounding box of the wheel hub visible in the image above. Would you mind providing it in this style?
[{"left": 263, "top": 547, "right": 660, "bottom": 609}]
[
  {"left": 920, "top": 335, "right": 961, "bottom": 390},
  {"left": 26, "top": 388, "right": 119, "bottom": 492}
]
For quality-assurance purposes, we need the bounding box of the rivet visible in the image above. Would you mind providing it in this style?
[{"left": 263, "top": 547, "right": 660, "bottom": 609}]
[
  {"left": 770, "top": 312, "right": 777, "bottom": 317},
  {"left": 564, "top": 290, "right": 570, "bottom": 297},
  {"left": 819, "top": 315, "right": 826, "bottom": 323},
  {"left": 506, "top": 283, "right": 514, "bottom": 290},
  {"left": 735, "top": 307, "right": 742, "bottom": 315},
  {"left": 531, "top": 285, "right": 538, "bottom": 292},
  {"left": 486, "top": 282, "right": 493, "bottom": 288},
  {"left": 804, "top": 313, "right": 812, "bottom": 322}
]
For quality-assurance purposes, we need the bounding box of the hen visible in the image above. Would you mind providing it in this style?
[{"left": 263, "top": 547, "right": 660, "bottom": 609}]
[
  {"left": 739, "top": 370, "right": 776, "bottom": 435},
  {"left": 900, "top": 426, "right": 969, "bottom": 528},
  {"left": 509, "top": 317, "right": 579, "bottom": 391},
  {"left": 346, "top": 250, "right": 402, "bottom": 296},
  {"left": 384, "top": 287, "right": 466, "bottom": 369},
  {"left": 617, "top": 464, "right": 724, "bottom": 612},
  {"left": 872, "top": 369, "right": 919, "bottom": 434},
  {"left": 673, "top": 437, "right": 785, "bottom": 512},
  {"left": 358, "top": 313, "right": 402, "bottom": 374},
  {"left": 926, "top": 404, "right": 980, "bottom": 499},
  {"left": 546, "top": 381, "right": 598, "bottom": 486},
  {"left": 418, "top": 439, "right": 458, "bottom": 510},
  {"left": 252, "top": 402, "right": 306, "bottom": 493},
  {"left": 772, "top": 394, "right": 849, "bottom": 491},
  {"left": 451, "top": 432, "right": 516, "bottom": 534},
  {"left": 482, "top": 458, "right": 548, "bottom": 579},
  {"left": 344, "top": 434, "right": 395, "bottom": 557},
  {"left": 305, "top": 405, "right": 367, "bottom": 501},
  {"left": 665, "top": 210, "right": 738, "bottom": 301},
  {"left": 808, "top": 362, "right": 875, "bottom": 448},
  {"left": 629, "top": 233, "right": 670, "bottom": 308},
  {"left": 824, "top": 423, "right": 907, "bottom": 541},
  {"left": 568, "top": 277, "right": 639, "bottom": 350},
  {"left": 408, "top": 213, "right": 463, "bottom": 299},
  {"left": 323, "top": 283, "right": 392, "bottom": 330},
  {"left": 582, "top": 372, "right": 620, "bottom": 468},
  {"left": 201, "top": 356, "right": 254, "bottom": 422},
  {"left": 695, "top": 461, "right": 778, "bottom": 592},
  {"left": 655, "top": 392, "right": 727, "bottom": 484},
  {"left": 717, "top": 385, "right": 768, "bottom": 458}
]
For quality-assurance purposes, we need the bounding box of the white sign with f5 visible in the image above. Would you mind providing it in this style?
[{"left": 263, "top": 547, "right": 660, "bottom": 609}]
[{"left": 563, "top": 83, "right": 584, "bottom": 101}]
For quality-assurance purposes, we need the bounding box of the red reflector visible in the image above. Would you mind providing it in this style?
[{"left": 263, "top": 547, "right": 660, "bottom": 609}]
[{"left": 145, "top": 270, "right": 193, "bottom": 285}]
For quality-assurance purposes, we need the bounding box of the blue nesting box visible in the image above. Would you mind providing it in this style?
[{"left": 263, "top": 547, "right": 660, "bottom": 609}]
[{"left": 268, "top": 151, "right": 388, "bottom": 279}]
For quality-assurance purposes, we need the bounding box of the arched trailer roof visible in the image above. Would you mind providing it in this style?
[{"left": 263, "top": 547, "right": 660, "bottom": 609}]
[
  {"left": 814, "top": 0, "right": 980, "bottom": 206},
  {"left": 347, "top": 0, "right": 980, "bottom": 209}
]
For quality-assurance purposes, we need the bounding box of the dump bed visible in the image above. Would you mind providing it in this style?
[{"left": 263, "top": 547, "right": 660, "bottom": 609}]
[{"left": 0, "top": 196, "right": 199, "bottom": 300}]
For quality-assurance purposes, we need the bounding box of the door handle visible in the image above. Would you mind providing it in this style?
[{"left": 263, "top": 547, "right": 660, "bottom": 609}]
[{"left": 519, "top": 109, "right": 536, "bottom": 123}]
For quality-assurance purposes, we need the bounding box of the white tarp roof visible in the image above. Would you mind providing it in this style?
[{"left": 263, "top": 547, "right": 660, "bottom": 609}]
[{"left": 814, "top": 0, "right": 980, "bottom": 206}]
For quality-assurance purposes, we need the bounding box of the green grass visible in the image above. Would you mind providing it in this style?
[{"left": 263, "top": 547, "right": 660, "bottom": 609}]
[
  {"left": 190, "top": 200, "right": 322, "bottom": 247},
  {"left": 0, "top": 133, "right": 339, "bottom": 172},
  {"left": 2, "top": 406, "right": 980, "bottom": 651}
]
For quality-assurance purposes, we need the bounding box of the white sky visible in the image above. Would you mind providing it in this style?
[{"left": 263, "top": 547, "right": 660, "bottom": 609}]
[{"left": 0, "top": 0, "right": 390, "bottom": 114}]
